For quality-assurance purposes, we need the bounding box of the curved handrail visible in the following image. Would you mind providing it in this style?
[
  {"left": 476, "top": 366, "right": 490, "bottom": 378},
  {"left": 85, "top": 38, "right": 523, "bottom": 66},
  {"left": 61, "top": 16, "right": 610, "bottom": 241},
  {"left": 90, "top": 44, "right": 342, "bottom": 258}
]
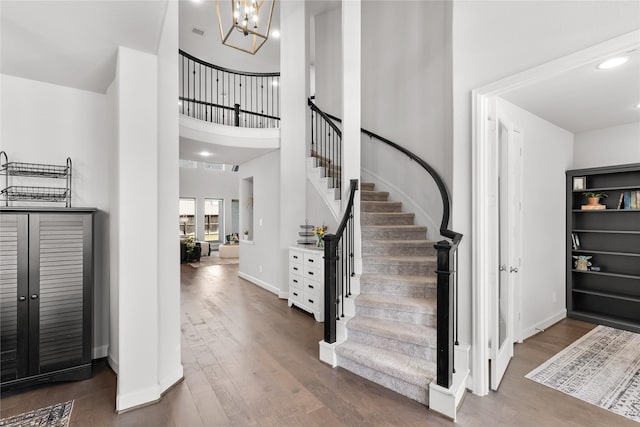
[
  {"left": 319, "top": 106, "right": 462, "bottom": 244},
  {"left": 334, "top": 179, "right": 358, "bottom": 238},
  {"left": 179, "top": 49, "right": 280, "bottom": 77},
  {"left": 308, "top": 99, "right": 342, "bottom": 138}
]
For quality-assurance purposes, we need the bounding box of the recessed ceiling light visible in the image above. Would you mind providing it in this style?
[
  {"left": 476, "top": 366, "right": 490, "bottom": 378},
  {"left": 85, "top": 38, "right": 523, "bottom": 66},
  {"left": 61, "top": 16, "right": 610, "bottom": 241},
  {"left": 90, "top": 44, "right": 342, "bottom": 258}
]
[
  {"left": 635, "top": 103, "right": 640, "bottom": 109},
  {"left": 597, "top": 56, "right": 629, "bottom": 70},
  {"left": 199, "top": 151, "right": 212, "bottom": 157},
  {"left": 271, "top": 29, "right": 280, "bottom": 39}
]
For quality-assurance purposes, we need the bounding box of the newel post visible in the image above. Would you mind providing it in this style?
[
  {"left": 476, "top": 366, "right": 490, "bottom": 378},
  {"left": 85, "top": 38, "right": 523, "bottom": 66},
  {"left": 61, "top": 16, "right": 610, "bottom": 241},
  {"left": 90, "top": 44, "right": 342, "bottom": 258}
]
[
  {"left": 324, "top": 234, "right": 338, "bottom": 343},
  {"left": 435, "top": 240, "right": 454, "bottom": 388}
]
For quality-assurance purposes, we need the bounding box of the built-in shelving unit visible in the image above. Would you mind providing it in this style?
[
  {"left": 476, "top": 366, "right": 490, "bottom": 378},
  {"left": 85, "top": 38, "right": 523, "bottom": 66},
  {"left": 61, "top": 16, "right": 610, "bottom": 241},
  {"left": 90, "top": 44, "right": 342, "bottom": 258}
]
[
  {"left": 1, "top": 151, "right": 72, "bottom": 207},
  {"left": 567, "top": 163, "right": 640, "bottom": 333}
]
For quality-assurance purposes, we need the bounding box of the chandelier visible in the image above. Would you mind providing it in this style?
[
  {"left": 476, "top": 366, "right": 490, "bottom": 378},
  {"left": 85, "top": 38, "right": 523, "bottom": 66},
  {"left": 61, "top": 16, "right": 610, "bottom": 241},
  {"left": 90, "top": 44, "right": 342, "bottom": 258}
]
[{"left": 215, "top": 0, "right": 275, "bottom": 55}]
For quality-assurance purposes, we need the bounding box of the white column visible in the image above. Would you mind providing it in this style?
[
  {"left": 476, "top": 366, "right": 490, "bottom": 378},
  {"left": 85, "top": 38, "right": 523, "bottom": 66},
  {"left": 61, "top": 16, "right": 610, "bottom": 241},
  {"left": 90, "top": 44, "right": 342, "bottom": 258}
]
[
  {"left": 279, "top": 0, "right": 308, "bottom": 294},
  {"left": 115, "top": 46, "right": 160, "bottom": 411},
  {"left": 156, "top": 0, "right": 183, "bottom": 395},
  {"left": 342, "top": 0, "right": 361, "bottom": 269}
]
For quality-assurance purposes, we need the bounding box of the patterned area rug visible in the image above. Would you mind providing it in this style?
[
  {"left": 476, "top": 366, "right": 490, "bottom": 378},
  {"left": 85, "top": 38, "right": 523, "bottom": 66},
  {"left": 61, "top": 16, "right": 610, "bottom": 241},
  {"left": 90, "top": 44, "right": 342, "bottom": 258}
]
[
  {"left": 0, "top": 400, "right": 73, "bottom": 427},
  {"left": 188, "top": 253, "right": 238, "bottom": 268},
  {"left": 526, "top": 325, "right": 640, "bottom": 423}
]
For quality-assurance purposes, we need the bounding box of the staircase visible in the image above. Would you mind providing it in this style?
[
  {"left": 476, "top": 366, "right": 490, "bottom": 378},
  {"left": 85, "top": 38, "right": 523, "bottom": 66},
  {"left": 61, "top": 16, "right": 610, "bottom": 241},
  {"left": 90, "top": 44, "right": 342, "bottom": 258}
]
[{"left": 335, "top": 181, "right": 438, "bottom": 405}]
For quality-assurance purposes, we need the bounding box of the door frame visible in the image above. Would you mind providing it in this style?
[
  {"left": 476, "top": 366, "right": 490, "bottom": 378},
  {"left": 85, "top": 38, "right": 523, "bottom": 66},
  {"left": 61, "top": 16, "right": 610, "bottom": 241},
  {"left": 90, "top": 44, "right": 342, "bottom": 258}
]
[{"left": 470, "top": 29, "right": 640, "bottom": 396}]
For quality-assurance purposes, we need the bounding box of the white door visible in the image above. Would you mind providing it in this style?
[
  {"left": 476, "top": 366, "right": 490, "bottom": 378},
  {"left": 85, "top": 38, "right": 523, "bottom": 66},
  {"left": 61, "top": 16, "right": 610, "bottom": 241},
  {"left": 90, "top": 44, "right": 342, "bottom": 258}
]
[{"left": 490, "top": 107, "right": 522, "bottom": 390}]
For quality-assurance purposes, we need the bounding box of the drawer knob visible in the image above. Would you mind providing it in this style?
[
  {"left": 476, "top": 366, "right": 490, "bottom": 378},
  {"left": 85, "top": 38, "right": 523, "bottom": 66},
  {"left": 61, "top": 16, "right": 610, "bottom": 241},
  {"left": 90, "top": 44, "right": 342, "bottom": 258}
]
[
  {"left": 309, "top": 259, "right": 314, "bottom": 263},
  {"left": 308, "top": 285, "right": 314, "bottom": 289},
  {"left": 293, "top": 255, "right": 298, "bottom": 259},
  {"left": 293, "top": 279, "right": 298, "bottom": 283},
  {"left": 293, "top": 292, "right": 298, "bottom": 296},
  {"left": 293, "top": 267, "right": 298, "bottom": 271},
  {"left": 308, "top": 299, "right": 314, "bottom": 304},
  {"left": 308, "top": 271, "right": 314, "bottom": 276}
]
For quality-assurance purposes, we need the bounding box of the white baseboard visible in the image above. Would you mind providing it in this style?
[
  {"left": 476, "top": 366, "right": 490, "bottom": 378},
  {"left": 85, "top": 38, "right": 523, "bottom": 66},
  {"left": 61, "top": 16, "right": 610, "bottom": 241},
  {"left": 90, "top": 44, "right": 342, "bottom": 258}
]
[
  {"left": 116, "top": 385, "right": 161, "bottom": 413},
  {"left": 278, "top": 291, "right": 289, "bottom": 299},
  {"left": 238, "top": 272, "right": 279, "bottom": 296},
  {"left": 107, "top": 353, "right": 119, "bottom": 375},
  {"left": 159, "top": 365, "right": 184, "bottom": 395},
  {"left": 521, "top": 309, "right": 566, "bottom": 341},
  {"left": 92, "top": 344, "right": 108, "bottom": 359},
  {"left": 319, "top": 340, "right": 338, "bottom": 367}
]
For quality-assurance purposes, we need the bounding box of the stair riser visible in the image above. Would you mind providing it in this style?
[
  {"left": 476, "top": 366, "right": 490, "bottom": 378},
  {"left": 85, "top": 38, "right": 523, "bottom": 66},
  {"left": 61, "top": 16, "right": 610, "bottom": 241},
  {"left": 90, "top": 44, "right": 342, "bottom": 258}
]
[
  {"left": 360, "top": 183, "right": 375, "bottom": 191},
  {"left": 355, "top": 305, "right": 436, "bottom": 327},
  {"left": 360, "top": 192, "right": 389, "bottom": 202},
  {"left": 362, "top": 263, "right": 436, "bottom": 276},
  {"left": 346, "top": 329, "right": 436, "bottom": 362},
  {"left": 362, "top": 245, "right": 436, "bottom": 257},
  {"left": 362, "top": 229, "right": 426, "bottom": 240},
  {"left": 359, "top": 282, "right": 436, "bottom": 298},
  {"left": 336, "top": 356, "right": 429, "bottom": 405},
  {"left": 361, "top": 202, "right": 402, "bottom": 213},
  {"left": 361, "top": 214, "right": 414, "bottom": 226}
]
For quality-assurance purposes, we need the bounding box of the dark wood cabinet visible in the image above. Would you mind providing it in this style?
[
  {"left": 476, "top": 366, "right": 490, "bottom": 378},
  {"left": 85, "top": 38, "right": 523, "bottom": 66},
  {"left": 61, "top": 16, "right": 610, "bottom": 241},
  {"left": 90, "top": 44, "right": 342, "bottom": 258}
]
[
  {"left": 566, "top": 164, "right": 640, "bottom": 333},
  {"left": 0, "top": 208, "right": 94, "bottom": 390}
]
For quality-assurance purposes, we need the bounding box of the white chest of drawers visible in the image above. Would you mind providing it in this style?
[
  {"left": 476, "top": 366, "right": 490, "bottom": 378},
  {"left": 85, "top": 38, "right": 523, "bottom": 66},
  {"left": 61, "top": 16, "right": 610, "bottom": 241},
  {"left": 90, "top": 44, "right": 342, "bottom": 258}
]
[{"left": 288, "top": 247, "right": 324, "bottom": 322}]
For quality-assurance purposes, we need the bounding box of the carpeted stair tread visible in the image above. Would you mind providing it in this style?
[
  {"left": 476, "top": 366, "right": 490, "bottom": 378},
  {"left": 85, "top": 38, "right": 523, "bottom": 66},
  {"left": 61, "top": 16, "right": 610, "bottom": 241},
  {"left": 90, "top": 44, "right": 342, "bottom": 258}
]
[
  {"left": 356, "top": 293, "right": 436, "bottom": 314},
  {"left": 362, "top": 239, "right": 437, "bottom": 247},
  {"left": 347, "top": 317, "right": 436, "bottom": 347},
  {"left": 361, "top": 212, "right": 415, "bottom": 225},
  {"left": 360, "top": 190, "right": 390, "bottom": 201},
  {"left": 360, "top": 201, "right": 403, "bottom": 212},
  {"left": 363, "top": 255, "right": 436, "bottom": 264},
  {"left": 361, "top": 225, "right": 427, "bottom": 232},
  {"left": 360, "top": 273, "right": 437, "bottom": 286},
  {"left": 336, "top": 341, "right": 435, "bottom": 389}
]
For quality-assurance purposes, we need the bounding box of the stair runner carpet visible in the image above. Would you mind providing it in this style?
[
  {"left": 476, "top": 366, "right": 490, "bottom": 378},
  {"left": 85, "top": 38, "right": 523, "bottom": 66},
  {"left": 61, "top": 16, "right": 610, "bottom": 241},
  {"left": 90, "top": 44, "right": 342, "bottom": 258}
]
[{"left": 335, "top": 182, "right": 438, "bottom": 405}]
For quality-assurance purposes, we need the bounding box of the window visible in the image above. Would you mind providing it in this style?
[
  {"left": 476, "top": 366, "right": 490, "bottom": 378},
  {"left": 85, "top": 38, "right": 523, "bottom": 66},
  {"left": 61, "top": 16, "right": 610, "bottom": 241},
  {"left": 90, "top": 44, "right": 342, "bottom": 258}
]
[
  {"left": 204, "top": 199, "right": 223, "bottom": 242},
  {"left": 179, "top": 198, "right": 196, "bottom": 237}
]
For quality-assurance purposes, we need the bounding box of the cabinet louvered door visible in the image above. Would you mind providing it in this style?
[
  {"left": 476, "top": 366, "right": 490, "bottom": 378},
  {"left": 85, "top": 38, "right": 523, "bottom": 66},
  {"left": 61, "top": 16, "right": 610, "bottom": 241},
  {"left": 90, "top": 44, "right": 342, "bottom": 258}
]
[
  {"left": 29, "top": 214, "right": 93, "bottom": 374},
  {"left": 0, "top": 214, "right": 28, "bottom": 381}
]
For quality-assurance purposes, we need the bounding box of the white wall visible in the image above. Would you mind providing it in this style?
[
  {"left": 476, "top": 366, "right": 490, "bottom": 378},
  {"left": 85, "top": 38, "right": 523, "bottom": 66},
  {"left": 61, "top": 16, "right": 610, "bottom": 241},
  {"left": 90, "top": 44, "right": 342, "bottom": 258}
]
[
  {"left": 306, "top": 180, "right": 338, "bottom": 235},
  {"left": 451, "top": 1, "right": 640, "bottom": 365},
  {"left": 238, "top": 150, "right": 282, "bottom": 295},
  {"left": 179, "top": 165, "right": 240, "bottom": 241},
  {"left": 156, "top": 0, "right": 183, "bottom": 395},
  {"left": 314, "top": 5, "right": 342, "bottom": 117},
  {"left": 496, "top": 98, "right": 573, "bottom": 339},
  {"left": 0, "top": 74, "right": 112, "bottom": 360},
  {"left": 573, "top": 122, "right": 640, "bottom": 169}
]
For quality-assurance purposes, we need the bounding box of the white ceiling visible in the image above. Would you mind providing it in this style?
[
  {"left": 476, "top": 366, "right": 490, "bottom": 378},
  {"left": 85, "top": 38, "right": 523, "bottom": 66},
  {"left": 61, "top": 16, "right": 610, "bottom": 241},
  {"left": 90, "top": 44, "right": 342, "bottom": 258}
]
[
  {"left": 179, "top": 0, "right": 280, "bottom": 73},
  {"left": 502, "top": 49, "right": 640, "bottom": 134},
  {"left": 1, "top": 0, "right": 168, "bottom": 93},
  {"left": 179, "top": 136, "right": 277, "bottom": 164}
]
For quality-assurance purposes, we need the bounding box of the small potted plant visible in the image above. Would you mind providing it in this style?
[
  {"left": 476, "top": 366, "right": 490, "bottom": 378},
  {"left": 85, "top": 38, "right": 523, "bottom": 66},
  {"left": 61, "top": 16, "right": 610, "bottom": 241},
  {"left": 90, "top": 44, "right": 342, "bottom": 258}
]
[
  {"left": 312, "top": 224, "right": 328, "bottom": 248},
  {"left": 572, "top": 255, "right": 592, "bottom": 271},
  {"left": 243, "top": 230, "right": 249, "bottom": 240},
  {"left": 583, "top": 192, "right": 607, "bottom": 206}
]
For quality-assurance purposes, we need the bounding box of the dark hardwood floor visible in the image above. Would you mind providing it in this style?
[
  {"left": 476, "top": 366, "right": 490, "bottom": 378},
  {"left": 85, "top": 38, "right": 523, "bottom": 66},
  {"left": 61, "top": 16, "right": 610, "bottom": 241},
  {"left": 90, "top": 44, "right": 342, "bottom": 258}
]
[{"left": 1, "top": 263, "right": 636, "bottom": 426}]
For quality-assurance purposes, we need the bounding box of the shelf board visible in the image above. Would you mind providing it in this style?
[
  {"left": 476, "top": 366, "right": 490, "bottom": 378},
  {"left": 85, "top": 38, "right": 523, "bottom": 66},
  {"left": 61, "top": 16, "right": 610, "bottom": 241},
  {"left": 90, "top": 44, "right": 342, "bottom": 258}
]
[
  {"left": 573, "top": 288, "right": 640, "bottom": 303},
  {"left": 572, "top": 269, "right": 640, "bottom": 280},
  {"left": 572, "top": 229, "right": 640, "bottom": 234},
  {"left": 572, "top": 249, "right": 640, "bottom": 257},
  {"left": 572, "top": 209, "right": 640, "bottom": 212},
  {"left": 568, "top": 310, "right": 640, "bottom": 333},
  {"left": 573, "top": 185, "right": 640, "bottom": 193}
]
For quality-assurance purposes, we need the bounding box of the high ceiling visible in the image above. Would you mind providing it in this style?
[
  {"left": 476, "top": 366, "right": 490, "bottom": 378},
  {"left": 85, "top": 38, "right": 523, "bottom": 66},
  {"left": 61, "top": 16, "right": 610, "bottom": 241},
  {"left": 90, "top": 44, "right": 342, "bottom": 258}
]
[
  {"left": 1, "top": 0, "right": 168, "bottom": 93},
  {"left": 502, "top": 49, "right": 640, "bottom": 134},
  {"left": 179, "top": 0, "right": 281, "bottom": 73}
]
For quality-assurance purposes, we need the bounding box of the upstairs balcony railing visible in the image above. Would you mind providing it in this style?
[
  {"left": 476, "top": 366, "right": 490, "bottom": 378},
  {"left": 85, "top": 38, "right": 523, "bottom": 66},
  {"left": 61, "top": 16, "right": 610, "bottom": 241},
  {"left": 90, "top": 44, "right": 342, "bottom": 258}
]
[{"left": 179, "top": 50, "right": 280, "bottom": 128}]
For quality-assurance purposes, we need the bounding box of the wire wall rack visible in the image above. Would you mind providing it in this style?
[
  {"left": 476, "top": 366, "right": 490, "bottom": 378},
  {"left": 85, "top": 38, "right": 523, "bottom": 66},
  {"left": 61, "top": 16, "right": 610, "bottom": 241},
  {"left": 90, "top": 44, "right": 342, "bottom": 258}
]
[{"left": 1, "top": 151, "right": 72, "bottom": 207}]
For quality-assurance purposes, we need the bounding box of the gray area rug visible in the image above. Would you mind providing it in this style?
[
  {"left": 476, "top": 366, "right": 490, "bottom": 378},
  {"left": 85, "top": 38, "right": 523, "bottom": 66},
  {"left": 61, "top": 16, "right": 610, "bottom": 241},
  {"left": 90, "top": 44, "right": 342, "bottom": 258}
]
[
  {"left": 0, "top": 400, "right": 73, "bottom": 427},
  {"left": 526, "top": 325, "right": 640, "bottom": 423}
]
